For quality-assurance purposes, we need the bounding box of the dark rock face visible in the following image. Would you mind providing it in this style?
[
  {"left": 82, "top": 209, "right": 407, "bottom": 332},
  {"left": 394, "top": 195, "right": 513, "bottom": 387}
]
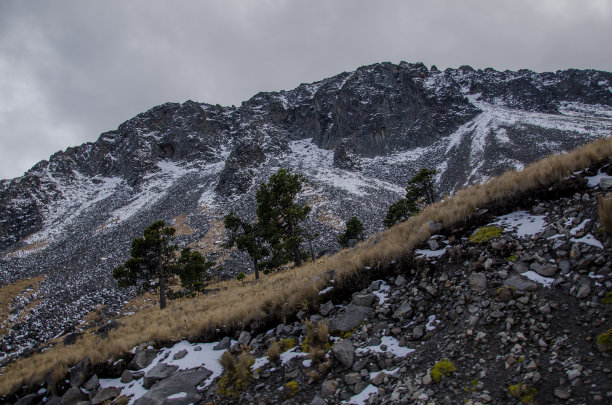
[{"left": 1, "top": 62, "right": 611, "bottom": 364}]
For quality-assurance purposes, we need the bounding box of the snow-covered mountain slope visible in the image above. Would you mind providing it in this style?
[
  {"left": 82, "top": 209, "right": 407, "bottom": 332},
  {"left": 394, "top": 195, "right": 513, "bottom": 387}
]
[{"left": 0, "top": 62, "right": 611, "bottom": 363}]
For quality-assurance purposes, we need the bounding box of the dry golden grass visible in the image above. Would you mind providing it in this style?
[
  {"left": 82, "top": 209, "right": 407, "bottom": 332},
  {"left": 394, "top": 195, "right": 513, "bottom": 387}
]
[
  {"left": 171, "top": 214, "right": 194, "bottom": 236},
  {"left": 1, "top": 137, "right": 611, "bottom": 396},
  {"left": 0, "top": 276, "right": 45, "bottom": 339},
  {"left": 188, "top": 219, "right": 235, "bottom": 263},
  {"left": 598, "top": 193, "right": 612, "bottom": 236},
  {"left": 4, "top": 240, "right": 49, "bottom": 259}
]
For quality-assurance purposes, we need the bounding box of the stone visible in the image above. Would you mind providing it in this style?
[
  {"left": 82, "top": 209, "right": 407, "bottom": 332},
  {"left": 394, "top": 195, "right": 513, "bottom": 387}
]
[
  {"left": 422, "top": 374, "right": 432, "bottom": 385},
  {"left": 483, "top": 258, "right": 493, "bottom": 271},
  {"left": 83, "top": 374, "right": 99, "bottom": 391},
  {"left": 554, "top": 389, "right": 571, "bottom": 399},
  {"left": 469, "top": 273, "right": 487, "bottom": 292},
  {"left": 372, "top": 371, "right": 387, "bottom": 385},
  {"left": 512, "top": 262, "right": 529, "bottom": 273},
  {"left": 576, "top": 280, "right": 591, "bottom": 298},
  {"left": 531, "top": 263, "right": 557, "bottom": 277},
  {"left": 91, "top": 387, "right": 121, "bottom": 405},
  {"left": 412, "top": 325, "right": 424, "bottom": 340},
  {"left": 61, "top": 387, "right": 88, "bottom": 404},
  {"left": 69, "top": 357, "right": 91, "bottom": 388},
  {"left": 143, "top": 363, "right": 179, "bottom": 389},
  {"left": 428, "top": 239, "right": 440, "bottom": 250},
  {"left": 134, "top": 368, "right": 212, "bottom": 405},
  {"left": 394, "top": 275, "right": 406, "bottom": 286},
  {"left": 566, "top": 369, "right": 581, "bottom": 380},
  {"left": 128, "top": 348, "right": 158, "bottom": 370},
  {"left": 120, "top": 369, "right": 133, "bottom": 384},
  {"left": 213, "top": 336, "right": 231, "bottom": 351},
  {"left": 173, "top": 349, "right": 188, "bottom": 360},
  {"left": 63, "top": 332, "right": 83, "bottom": 346},
  {"left": 311, "top": 395, "right": 327, "bottom": 405},
  {"left": 332, "top": 340, "right": 355, "bottom": 368},
  {"left": 352, "top": 293, "right": 376, "bottom": 307},
  {"left": 329, "top": 304, "right": 374, "bottom": 332},
  {"left": 344, "top": 372, "right": 361, "bottom": 385},
  {"left": 504, "top": 276, "right": 537, "bottom": 291},
  {"left": 599, "top": 177, "right": 612, "bottom": 190},
  {"left": 237, "top": 331, "right": 251, "bottom": 346},
  {"left": 321, "top": 380, "right": 337, "bottom": 397},
  {"left": 392, "top": 302, "right": 413, "bottom": 320}
]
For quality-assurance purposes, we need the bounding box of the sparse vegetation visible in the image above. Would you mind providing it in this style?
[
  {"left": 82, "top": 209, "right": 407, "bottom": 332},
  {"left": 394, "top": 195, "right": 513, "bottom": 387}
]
[
  {"left": 508, "top": 382, "right": 538, "bottom": 404},
  {"left": 236, "top": 272, "right": 246, "bottom": 285},
  {"left": 284, "top": 380, "right": 299, "bottom": 398},
  {"left": 430, "top": 358, "right": 456, "bottom": 383},
  {"left": 2, "top": 138, "right": 612, "bottom": 397},
  {"left": 469, "top": 226, "right": 503, "bottom": 243},
  {"left": 598, "top": 194, "right": 612, "bottom": 236},
  {"left": 217, "top": 350, "right": 255, "bottom": 398},
  {"left": 596, "top": 328, "right": 612, "bottom": 351},
  {"left": 601, "top": 292, "right": 612, "bottom": 304}
]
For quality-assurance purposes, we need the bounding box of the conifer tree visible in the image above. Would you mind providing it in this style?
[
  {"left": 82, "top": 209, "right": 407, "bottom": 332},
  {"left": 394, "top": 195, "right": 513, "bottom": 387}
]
[
  {"left": 384, "top": 168, "right": 437, "bottom": 228},
  {"left": 224, "top": 213, "right": 267, "bottom": 280},
  {"left": 338, "top": 216, "right": 365, "bottom": 248}
]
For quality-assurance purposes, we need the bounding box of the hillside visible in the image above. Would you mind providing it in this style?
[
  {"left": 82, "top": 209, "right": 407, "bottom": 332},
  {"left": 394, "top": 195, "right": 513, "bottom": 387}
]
[
  {"left": 1, "top": 138, "right": 612, "bottom": 404},
  {"left": 1, "top": 63, "right": 611, "bottom": 365}
]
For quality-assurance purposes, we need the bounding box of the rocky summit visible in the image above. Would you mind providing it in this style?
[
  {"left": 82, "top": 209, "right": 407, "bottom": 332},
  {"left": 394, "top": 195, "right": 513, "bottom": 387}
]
[{"left": 1, "top": 62, "right": 612, "bottom": 365}]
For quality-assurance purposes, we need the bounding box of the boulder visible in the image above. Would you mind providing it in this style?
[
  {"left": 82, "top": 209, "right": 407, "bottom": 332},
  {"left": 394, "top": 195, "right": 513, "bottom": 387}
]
[
  {"left": 83, "top": 374, "right": 99, "bottom": 391},
  {"left": 332, "top": 340, "right": 355, "bottom": 368},
  {"left": 352, "top": 293, "right": 375, "bottom": 307},
  {"left": 134, "top": 368, "right": 212, "bottom": 405},
  {"left": 469, "top": 273, "right": 487, "bottom": 292},
  {"left": 91, "top": 387, "right": 121, "bottom": 405},
  {"left": 128, "top": 348, "right": 158, "bottom": 370},
  {"left": 213, "top": 336, "right": 231, "bottom": 351},
  {"left": 61, "top": 387, "right": 88, "bottom": 404},
  {"left": 504, "top": 276, "right": 537, "bottom": 291},
  {"left": 69, "top": 357, "right": 91, "bottom": 388},
  {"left": 392, "top": 302, "right": 413, "bottom": 320},
  {"left": 531, "top": 263, "right": 557, "bottom": 277},
  {"left": 319, "top": 301, "right": 335, "bottom": 316},
  {"left": 329, "top": 304, "right": 374, "bottom": 332},
  {"left": 143, "top": 363, "right": 179, "bottom": 389},
  {"left": 237, "top": 331, "right": 251, "bottom": 346}
]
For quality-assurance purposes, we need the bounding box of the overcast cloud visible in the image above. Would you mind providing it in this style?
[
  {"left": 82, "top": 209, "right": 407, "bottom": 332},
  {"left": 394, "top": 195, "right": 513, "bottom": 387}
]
[{"left": 1, "top": 0, "right": 611, "bottom": 180}]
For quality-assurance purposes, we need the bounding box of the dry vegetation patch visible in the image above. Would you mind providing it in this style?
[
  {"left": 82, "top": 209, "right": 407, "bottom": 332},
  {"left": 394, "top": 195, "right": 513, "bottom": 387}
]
[
  {"left": 189, "top": 219, "right": 234, "bottom": 263},
  {"left": 171, "top": 214, "right": 194, "bottom": 236},
  {"left": 4, "top": 240, "right": 49, "bottom": 259},
  {"left": 1, "top": 137, "right": 612, "bottom": 396},
  {"left": 0, "top": 276, "right": 45, "bottom": 339}
]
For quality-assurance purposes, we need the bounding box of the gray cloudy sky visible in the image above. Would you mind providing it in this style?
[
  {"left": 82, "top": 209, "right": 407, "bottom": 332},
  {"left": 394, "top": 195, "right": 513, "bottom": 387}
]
[{"left": 1, "top": 0, "right": 611, "bottom": 180}]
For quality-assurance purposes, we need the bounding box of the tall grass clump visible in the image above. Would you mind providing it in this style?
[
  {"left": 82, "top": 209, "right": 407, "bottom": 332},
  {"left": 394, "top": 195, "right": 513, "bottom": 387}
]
[
  {"left": 1, "top": 137, "right": 611, "bottom": 397},
  {"left": 598, "top": 194, "right": 612, "bottom": 236}
]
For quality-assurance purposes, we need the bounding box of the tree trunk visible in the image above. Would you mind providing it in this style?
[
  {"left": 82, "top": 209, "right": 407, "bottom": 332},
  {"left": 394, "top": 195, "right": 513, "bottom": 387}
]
[
  {"left": 254, "top": 259, "right": 260, "bottom": 280},
  {"left": 293, "top": 245, "right": 302, "bottom": 267},
  {"left": 308, "top": 239, "right": 315, "bottom": 262}
]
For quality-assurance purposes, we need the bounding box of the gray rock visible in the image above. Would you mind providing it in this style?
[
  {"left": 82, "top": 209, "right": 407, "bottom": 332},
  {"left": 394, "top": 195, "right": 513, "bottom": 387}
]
[
  {"left": 531, "top": 263, "right": 557, "bottom": 277},
  {"left": 319, "top": 301, "right": 335, "bottom": 316},
  {"left": 14, "top": 394, "right": 40, "bottom": 405},
  {"left": 173, "top": 349, "right": 188, "bottom": 360},
  {"left": 428, "top": 239, "right": 440, "bottom": 250},
  {"left": 237, "top": 331, "right": 251, "bottom": 346},
  {"left": 412, "top": 325, "right": 424, "bottom": 340},
  {"left": 394, "top": 275, "right": 406, "bottom": 286},
  {"left": 91, "top": 387, "right": 121, "bottom": 405},
  {"left": 558, "top": 260, "right": 571, "bottom": 274},
  {"left": 310, "top": 395, "right": 327, "bottom": 405},
  {"left": 344, "top": 372, "right": 361, "bottom": 385},
  {"left": 392, "top": 302, "right": 413, "bottom": 320},
  {"left": 128, "top": 348, "right": 158, "bottom": 370},
  {"left": 469, "top": 272, "right": 487, "bottom": 292},
  {"left": 332, "top": 340, "right": 355, "bottom": 368},
  {"left": 329, "top": 304, "right": 373, "bottom": 332},
  {"left": 576, "top": 280, "right": 591, "bottom": 298},
  {"left": 512, "top": 262, "right": 529, "bottom": 274},
  {"left": 143, "top": 363, "right": 179, "bottom": 389},
  {"left": 599, "top": 176, "right": 612, "bottom": 190},
  {"left": 83, "top": 374, "right": 99, "bottom": 391},
  {"left": 554, "top": 389, "right": 571, "bottom": 399},
  {"left": 352, "top": 293, "right": 376, "bottom": 307},
  {"left": 213, "top": 336, "right": 232, "bottom": 351},
  {"left": 120, "top": 369, "right": 133, "bottom": 384},
  {"left": 134, "top": 368, "right": 212, "bottom": 405},
  {"left": 61, "top": 387, "right": 88, "bottom": 405},
  {"left": 69, "top": 357, "right": 91, "bottom": 388},
  {"left": 504, "top": 276, "right": 537, "bottom": 291},
  {"left": 321, "top": 380, "right": 337, "bottom": 397}
]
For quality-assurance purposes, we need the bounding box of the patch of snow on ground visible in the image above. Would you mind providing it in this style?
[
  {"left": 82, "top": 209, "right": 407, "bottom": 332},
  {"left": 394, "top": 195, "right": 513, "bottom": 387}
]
[
  {"left": 99, "top": 339, "right": 232, "bottom": 404},
  {"left": 280, "top": 346, "right": 307, "bottom": 365},
  {"left": 167, "top": 392, "right": 188, "bottom": 399},
  {"left": 492, "top": 211, "right": 547, "bottom": 238},
  {"left": 415, "top": 247, "right": 449, "bottom": 258},
  {"left": 521, "top": 271, "right": 554, "bottom": 288},
  {"left": 585, "top": 170, "right": 609, "bottom": 188},
  {"left": 319, "top": 286, "right": 334, "bottom": 295},
  {"left": 426, "top": 315, "right": 440, "bottom": 331},
  {"left": 344, "top": 384, "right": 378, "bottom": 405},
  {"left": 356, "top": 336, "right": 415, "bottom": 357},
  {"left": 571, "top": 234, "right": 604, "bottom": 249},
  {"left": 570, "top": 219, "right": 590, "bottom": 235},
  {"left": 373, "top": 281, "right": 391, "bottom": 305}
]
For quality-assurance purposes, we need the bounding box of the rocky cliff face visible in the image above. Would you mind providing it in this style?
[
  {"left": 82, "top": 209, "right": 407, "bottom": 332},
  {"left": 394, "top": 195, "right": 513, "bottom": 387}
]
[{"left": 1, "top": 62, "right": 611, "bottom": 363}]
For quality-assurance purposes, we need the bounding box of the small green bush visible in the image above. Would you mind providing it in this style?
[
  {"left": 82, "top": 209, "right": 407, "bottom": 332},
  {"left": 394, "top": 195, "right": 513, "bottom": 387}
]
[
  {"left": 217, "top": 351, "right": 254, "bottom": 398},
  {"left": 284, "top": 381, "right": 299, "bottom": 398},
  {"left": 508, "top": 382, "right": 538, "bottom": 404},
  {"left": 596, "top": 329, "right": 612, "bottom": 351},
  {"left": 430, "top": 359, "right": 456, "bottom": 383},
  {"left": 469, "top": 226, "right": 503, "bottom": 243},
  {"left": 601, "top": 292, "right": 612, "bottom": 304}
]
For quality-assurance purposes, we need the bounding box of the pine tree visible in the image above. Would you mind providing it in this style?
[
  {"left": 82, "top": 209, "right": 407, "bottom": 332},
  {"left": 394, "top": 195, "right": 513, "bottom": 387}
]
[
  {"left": 113, "top": 220, "right": 178, "bottom": 309},
  {"left": 384, "top": 168, "right": 437, "bottom": 228},
  {"left": 338, "top": 216, "right": 365, "bottom": 248},
  {"left": 113, "top": 221, "right": 215, "bottom": 307},
  {"left": 224, "top": 213, "right": 267, "bottom": 280},
  {"left": 256, "top": 169, "right": 311, "bottom": 268}
]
